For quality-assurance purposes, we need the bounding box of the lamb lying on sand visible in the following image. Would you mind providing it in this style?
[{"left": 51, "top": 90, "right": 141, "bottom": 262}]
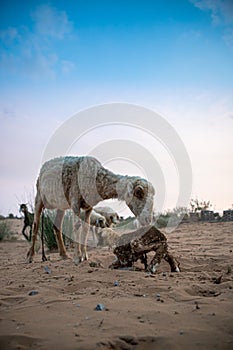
[{"left": 110, "top": 225, "right": 180, "bottom": 274}]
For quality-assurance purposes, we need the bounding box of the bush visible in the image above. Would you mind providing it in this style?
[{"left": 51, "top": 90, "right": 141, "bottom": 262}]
[
  {"left": 41, "top": 214, "right": 58, "bottom": 251},
  {"left": 0, "top": 222, "right": 9, "bottom": 241},
  {"left": 40, "top": 211, "right": 69, "bottom": 251}
]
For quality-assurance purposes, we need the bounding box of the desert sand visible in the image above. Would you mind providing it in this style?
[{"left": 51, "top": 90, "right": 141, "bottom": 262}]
[{"left": 0, "top": 219, "right": 233, "bottom": 349}]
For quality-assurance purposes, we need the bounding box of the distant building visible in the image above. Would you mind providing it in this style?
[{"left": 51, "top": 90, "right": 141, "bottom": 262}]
[
  {"left": 201, "top": 210, "right": 215, "bottom": 222},
  {"left": 223, "top": 210, "right": 233, "bottom": 222}
]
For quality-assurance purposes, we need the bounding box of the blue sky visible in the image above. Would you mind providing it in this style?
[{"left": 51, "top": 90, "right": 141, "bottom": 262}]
[{"left": 0, "top": 0, "right": 233, "bottom": 216}]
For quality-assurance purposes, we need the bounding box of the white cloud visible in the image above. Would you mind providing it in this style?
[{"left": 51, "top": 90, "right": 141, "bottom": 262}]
[
  {"left": 190, "top": 0, "right": 233, "bottom": 25},
  {"left": 31, "top": 4, "right": 73, "bottom": 39},
  {"left": 0, "top": 5, "right": 75, "bottom": 79},
  {"left": 190, "top": 0, "right": 233, "bottom": 49}
]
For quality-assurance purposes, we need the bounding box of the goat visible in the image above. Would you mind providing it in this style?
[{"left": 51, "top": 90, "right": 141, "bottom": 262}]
[
  {"left": 19, "top": 204, "right": 34, "bottom": 241},
  {"left": 94, "top": 206, "right": 119, "bottom": 228},
  {"left": 20, "top": 204, "right": 47, "bottom": 261},
  {"left": 80, "top": 209, "right": 107, "bottom": 242},
  {"left": 27, "top": 156, "right": 155, "bottom": 264}
]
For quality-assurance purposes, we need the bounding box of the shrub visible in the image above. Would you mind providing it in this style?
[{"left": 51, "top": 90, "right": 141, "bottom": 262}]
[
  {"left": 41, "top": 213, "right": 58, "bottom": 251},
  {"left": 40, "top": 211, "right": 69, "bottom": 251},
  {"left": 0, "top": 222, "right": 9, "bottom": 241}
]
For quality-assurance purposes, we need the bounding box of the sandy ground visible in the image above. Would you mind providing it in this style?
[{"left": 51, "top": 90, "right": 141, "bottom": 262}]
[{"left": 0, "top": 220, "right": 233, "bottom": 349}]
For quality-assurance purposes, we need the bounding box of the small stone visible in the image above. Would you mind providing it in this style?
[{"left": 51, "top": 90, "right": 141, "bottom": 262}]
[
  {"left": 179, "top": 330, "right": 184, "bottom": 335},
  {"left": 44, "top": 266, "right": 52, "bottom": 274},
  {"left": 114, "top": 281, "right": 119, "bottom": 287},
  {"left": 28, "top": 290, "right": 38, "bottom": 296},
  {"left": 162, "top": 272, "right": 166, "bottom": 277},
  {"left": 95, "top": 303, "right": 105, "bottom": 311},
  {"left": 213, "top": 275, "right": 222, "bottom": 284}
]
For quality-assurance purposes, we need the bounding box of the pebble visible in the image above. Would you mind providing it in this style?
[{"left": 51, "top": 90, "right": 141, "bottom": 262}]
[
  {"left": 28, "top": 290, "right": 38, "bottom": 296},
  {"left": 44, "top": 266, "right": 52, "bottom": 274},
  {"left": 95, "top": 303, "right": 105, "bottom": 311},
  {"left": 114, "top": 281, "right": 119, "bottom": 287},
  {"left": 179, "top": 330, "right": 184, "bottom": 335}
]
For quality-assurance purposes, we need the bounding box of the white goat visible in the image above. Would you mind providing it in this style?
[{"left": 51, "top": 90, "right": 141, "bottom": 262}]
[
  {"left": 94, "top": 206, "right": 119, "bottom": 227},
  {"left": 27, "top": 156, "right": 155, "bottom": 264},
  {"left": 80, "top": 209, "right": 107, "bottom": 242}
]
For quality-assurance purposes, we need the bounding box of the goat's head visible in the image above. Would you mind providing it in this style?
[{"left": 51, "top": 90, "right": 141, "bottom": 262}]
[
  {"left": 19, "top": 203, "right": 28, "bottom": 213},
  {"left": 123, "top": 178, "right": 155, "bottom": 226},
  {"left": 96, "top": 217, "right": 107, "bottom": 229},
  {"left": 109, "top": 214, "right": 119, "bottom": 225}
]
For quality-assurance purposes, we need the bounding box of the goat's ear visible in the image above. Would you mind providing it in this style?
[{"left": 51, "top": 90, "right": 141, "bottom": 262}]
[{"left": 133, "top": 185, "right": 145, "bottom": 199}]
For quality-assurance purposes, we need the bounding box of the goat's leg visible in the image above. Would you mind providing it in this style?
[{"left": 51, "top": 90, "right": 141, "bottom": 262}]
[
  {"left": 164, "top": 251, "right": 180, "bottom": 272},
  {"left": 29, "top": 225, "right": 32, "bottom": 242},
  {"left": 80, "top": 208, "right": 92, "bottom": 261},
  {"left": 72, "top": 207, "right": 82, "bottom": 265},
  {"left": 22, "top": 225, "right": 29, "bottom": 241},
  {"left": 26, "top": 194, "right": 43, "bottom": 263},
  {"left": 147, "top": 243, "right": 167, "bottom": 274},
  {"left": 41, "top": 210, "right": 47, "bottom": 262},
  {"left": 73, "top": 207, "right": 91, "bottom": 265},
  {"left": 53, "top": 209, "right": 68, "bottom": 259},
  {"left": 140, "top": 253, "right": 148, "bottom": 270}
]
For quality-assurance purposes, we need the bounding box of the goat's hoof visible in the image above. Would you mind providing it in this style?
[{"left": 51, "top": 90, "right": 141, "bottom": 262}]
[
  {"left": 26, "top": 250, "right": 34, "bottom": 263},
  {"left": 73, "top": 257, "right": 81, "bottom": 265},
  {"left": 147, "top": 263, "right": 159, "bottom": 274},
  {"left": 26, "top": 256, "right": 33, "bottom": 263},
  {"left": 42, "top": 256, "right": 47, "bottom": 262}
]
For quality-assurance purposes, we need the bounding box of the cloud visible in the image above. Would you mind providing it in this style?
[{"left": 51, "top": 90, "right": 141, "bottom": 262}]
[
  {"left": 0, "top": 4, "right": 75, "bottom": 79},
  {"left": 190, "top": 0, "right": 233, "bottom": 49},
  {"left": 190, "top": 0, "right": 233, "bottom": 25},
  {"left": 31, "top": 4, "right": 73, "bottom": 39}
]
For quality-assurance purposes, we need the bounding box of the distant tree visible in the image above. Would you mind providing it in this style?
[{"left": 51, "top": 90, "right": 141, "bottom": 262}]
[
  {"left": 189, "top": 198, "right": 212, "bottom": 213},
  {"left": 8, "top": 213, "right": 15, "bottom": 219}
]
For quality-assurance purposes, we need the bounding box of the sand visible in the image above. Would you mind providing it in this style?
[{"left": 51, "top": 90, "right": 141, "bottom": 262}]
[{"left": 0, "top": 220, "right": 233, "bottom": 349}]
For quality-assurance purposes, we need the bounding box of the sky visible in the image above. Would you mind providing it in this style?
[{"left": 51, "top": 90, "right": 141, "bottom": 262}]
[{"left": 0, "top": 0, "right": 233, "bottom": 217}]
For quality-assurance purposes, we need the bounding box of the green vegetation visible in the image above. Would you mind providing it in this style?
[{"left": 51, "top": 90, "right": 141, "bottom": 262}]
[
  {"left": 0, "top": 221, "right": 9, "bottom": 241},
  {"left": 41, "top": 210, "right": 72, "bottom": 251}
]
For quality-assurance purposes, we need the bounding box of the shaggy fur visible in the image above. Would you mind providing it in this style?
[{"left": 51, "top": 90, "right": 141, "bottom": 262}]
[
  {"left": 110, "top": 225, "right": 180, "bottom": 273},
  {"left": 27, "top": 156, "right": 155, "bottom": 264},
  {"left": 97, "top": 228, "right": 120, "bottom": 249}
]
